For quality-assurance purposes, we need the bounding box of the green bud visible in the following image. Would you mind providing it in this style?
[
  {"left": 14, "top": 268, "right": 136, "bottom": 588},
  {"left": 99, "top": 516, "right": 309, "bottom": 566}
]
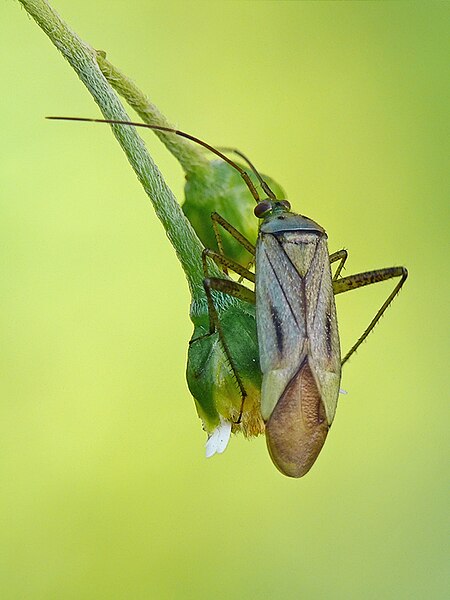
[
  {"left": 183, "top": 160, "right": 285, "bottom": 264},
  {"left": 186, "top": 297, "right": 264, "bottom": 441}
]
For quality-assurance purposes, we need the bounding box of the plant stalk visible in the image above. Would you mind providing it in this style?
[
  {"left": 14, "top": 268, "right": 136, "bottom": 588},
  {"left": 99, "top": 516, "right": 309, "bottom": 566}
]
[{"left": 17, "top": 0, "right": 220, "bottom": 308}]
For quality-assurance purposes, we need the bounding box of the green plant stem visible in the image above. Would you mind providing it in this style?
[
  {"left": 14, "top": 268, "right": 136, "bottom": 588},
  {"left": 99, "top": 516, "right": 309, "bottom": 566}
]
[
  {"left": 17, "top": 0, "right": 220, "bottom": 309},
  {"left": 96, "top": 51, "right": 209, "bottom": 173}
]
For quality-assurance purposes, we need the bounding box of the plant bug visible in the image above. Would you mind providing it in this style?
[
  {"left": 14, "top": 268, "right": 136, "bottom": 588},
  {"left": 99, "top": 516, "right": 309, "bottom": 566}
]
[
  {"left": 47, "top": 116, "right": 408, "bottom": 477},
  {"left": 201, "top": 150, "right": 407, "bottom": 476}
]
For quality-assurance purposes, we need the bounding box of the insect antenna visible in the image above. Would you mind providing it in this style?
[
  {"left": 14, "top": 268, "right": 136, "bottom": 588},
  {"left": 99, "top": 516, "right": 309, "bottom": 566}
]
[
  {"left": 46, "top": 116, "right": 263, "bottom": 203},
  {"left": 217, "top": 147, "right": 277, "bottom": 200}
]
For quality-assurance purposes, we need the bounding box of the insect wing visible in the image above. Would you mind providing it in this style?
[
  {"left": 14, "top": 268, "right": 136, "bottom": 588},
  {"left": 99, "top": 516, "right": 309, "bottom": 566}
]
[{"left": 256, "top": 229, "right": 341, "bottom": 477}]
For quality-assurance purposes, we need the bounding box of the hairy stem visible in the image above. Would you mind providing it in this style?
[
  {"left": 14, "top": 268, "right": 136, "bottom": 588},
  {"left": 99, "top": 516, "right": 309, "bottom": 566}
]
[
  {"left": 95, "top": 51, "right": 209, "bottom": 173},
  {"left": 17, "top": 0, "right": 220, "bottom": 307}
]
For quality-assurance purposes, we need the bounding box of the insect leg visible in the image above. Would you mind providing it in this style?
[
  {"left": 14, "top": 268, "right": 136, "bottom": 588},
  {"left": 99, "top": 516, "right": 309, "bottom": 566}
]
[
  {"left": 333, "top": 266, "right": 408, "bottom": 365},
  {"left": 211, "top": 212, "right": 256, "bottom": 256},
  {"left": 211, "top": 213, "right": 228, "bottom": 274},
  {"left": 204, "top": 276, "right": 255, "bottom": 305},
  {"left": 203, "top": 277, "right": 255, "bottom": 423},
  {"left": 203, "top": 248, "right": 255, "bottom": 283},
  {"left": 199, "top": 212, "right": 256, "bottom": 420},
  {"left": 200, "top": 211, "right": 255, "bottom": 345},
  {"left": 210, "top": 211, "right": 256, "bottom": 282},
  {"left": 200, "top": 248, "right": 256, "bottom": 423},
  {"left": 329, "top": 249, "right": 348, "bottom": 280}
]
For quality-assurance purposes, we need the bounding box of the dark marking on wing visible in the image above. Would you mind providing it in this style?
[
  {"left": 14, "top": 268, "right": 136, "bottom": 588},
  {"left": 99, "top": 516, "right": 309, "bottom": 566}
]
[
  {"left": 325, "top": 308, "right": 333, "bottom": 357},
  {"left": 269, "top": 302, "right": 284, "bottom": 354}
]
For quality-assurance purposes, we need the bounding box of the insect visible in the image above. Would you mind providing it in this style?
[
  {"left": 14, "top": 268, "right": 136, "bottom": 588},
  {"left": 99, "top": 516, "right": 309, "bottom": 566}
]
[
  {"left": 199, "top": 151, "right": 407, "bottom": 477},
  {"left": 48, "top": 116, "right": 408, "bottom": 477}
]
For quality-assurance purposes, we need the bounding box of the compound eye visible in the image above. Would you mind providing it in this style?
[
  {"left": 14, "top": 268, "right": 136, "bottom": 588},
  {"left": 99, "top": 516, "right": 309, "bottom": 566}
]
[
  {"left": 254, "top": 200, "right": 272, "bottom": 218},
  {"left": 279, "top": 200, "right": 291, "bottom": 211}
]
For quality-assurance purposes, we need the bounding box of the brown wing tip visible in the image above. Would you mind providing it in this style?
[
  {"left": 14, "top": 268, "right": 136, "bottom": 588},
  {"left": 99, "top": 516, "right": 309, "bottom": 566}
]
[{"left": 265, "top": 359, "right": 329, "bottom": 478}]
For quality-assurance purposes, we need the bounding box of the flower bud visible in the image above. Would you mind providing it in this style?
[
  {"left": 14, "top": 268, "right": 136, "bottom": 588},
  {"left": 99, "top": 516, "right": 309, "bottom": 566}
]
[{"left": 186, "top": 298, "right": 264, "bottom": 448}]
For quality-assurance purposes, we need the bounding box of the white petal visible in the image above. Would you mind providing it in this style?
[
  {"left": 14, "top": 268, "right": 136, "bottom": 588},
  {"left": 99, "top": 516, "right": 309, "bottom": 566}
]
[
  {"left": 215, "top": 420, "right": 232, "bottom": 454},
  {"left": 205, "top": 431, "right": 219, "bottom": 458},
  {"left": 205, "top": 419, "right": 232, "bottom": 458}
]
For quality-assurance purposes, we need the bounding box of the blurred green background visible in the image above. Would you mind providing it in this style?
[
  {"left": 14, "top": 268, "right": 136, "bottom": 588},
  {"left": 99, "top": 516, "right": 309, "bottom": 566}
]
[{"left": 1, "top": 1, "right": 448, "bottom": 598}]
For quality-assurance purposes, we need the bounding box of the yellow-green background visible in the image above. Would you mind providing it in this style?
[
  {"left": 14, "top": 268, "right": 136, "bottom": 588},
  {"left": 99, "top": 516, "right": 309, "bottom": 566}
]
[{"left": 2, "top": 1, "right": 448, "bottom": 598}]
